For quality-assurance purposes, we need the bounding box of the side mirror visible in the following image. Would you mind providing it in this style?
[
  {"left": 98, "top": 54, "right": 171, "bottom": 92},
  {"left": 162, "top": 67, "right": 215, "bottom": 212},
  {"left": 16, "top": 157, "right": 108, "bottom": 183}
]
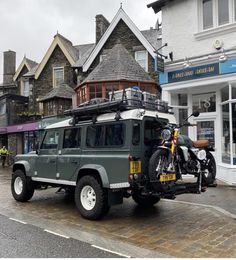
[{"left": 192, "top": 111, "right": 200, "bottom": 117}]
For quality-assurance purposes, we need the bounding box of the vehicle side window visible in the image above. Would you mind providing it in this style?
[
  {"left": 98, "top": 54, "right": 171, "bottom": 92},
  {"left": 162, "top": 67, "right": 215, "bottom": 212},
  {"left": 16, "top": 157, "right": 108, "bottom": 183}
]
[
  {"left": 41, "top": 130, "right": 59, "bottom": 149},
  {"left": 86, "top": 123, "right": 124, "bottom": 147},
  {"left": 132, "top": 122, "right": 140, "bottom": 146},
  {"left": 63, "top": 128, "right": 81, "bottom": 149}
]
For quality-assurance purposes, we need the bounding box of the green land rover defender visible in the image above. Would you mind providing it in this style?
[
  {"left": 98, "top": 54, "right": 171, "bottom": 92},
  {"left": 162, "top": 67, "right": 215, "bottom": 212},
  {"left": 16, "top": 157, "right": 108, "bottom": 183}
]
[{"left": 11, "top": 96, "right": 206, "bottom": 220}]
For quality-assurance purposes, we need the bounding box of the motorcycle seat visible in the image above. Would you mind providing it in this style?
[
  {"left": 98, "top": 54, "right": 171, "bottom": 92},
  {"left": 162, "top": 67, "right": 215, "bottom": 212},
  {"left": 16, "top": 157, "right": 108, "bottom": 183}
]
[{"left": 192, "top": 140, "right": 209, "bottom": 148}]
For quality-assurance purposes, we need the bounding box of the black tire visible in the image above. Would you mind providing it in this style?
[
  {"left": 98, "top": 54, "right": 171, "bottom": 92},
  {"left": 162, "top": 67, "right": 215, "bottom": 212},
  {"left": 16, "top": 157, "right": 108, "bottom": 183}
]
[
  {"left": 75, "top": 175, "right": 110, "bottom": 220},
  {"left": 149, "top": 149, "right": 169, "bottom": 182},
  {"left": 11, "top": 169, "right": 35, "bottom": 202},
  {"left": 132, "top": 191, "right": 160, "bottom": 207},
  {"left": 202, "top": 152, "right": 216, "bottom": 186}
]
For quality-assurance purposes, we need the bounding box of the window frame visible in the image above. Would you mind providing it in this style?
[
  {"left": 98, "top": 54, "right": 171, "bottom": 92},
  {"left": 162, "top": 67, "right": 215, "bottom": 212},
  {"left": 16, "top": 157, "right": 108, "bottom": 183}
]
[
  {"left": 198, "top": 0, "right": 236, "bottom": 33},
  {"left": 86, "top": 122, "right": 125, "bottom": 148},
  {"left": 63, "top": 127, "right": 81, "bottom": 149},
  {"left": 53, "top": 66, "right": 64, "bottom": 88},
  {"left": 135, "top": 50, "right": 148, "bottom": 72}
]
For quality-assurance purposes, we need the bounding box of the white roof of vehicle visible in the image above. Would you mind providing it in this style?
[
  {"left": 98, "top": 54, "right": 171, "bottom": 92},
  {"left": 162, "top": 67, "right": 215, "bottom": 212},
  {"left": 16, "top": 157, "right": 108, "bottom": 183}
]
[{"left": 46, "top": 109, "right": 176, "bottom": 129}]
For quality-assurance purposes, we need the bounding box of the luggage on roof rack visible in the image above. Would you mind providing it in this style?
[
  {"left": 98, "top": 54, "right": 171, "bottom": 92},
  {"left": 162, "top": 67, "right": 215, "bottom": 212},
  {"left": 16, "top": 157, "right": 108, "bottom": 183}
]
[{"left": 64, "top": 89, "right": 173, "bottom": 123}]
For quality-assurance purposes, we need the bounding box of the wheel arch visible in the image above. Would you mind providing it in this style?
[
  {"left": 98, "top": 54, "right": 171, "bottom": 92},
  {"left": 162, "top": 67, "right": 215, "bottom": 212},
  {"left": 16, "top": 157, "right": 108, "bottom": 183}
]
[
  {"left": 77, "top": 164, "right": 109, "bottom": 188},
  {"left": 13, "top": 161, "right": 30, "bottom": 175}
]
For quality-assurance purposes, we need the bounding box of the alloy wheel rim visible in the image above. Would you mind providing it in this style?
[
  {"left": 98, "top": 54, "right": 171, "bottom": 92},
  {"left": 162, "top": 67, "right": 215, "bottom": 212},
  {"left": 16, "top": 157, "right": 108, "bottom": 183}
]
[
  {"left": 80, "top": 185, "right": 96, "bottom": 210},
  {"left": 14, "top": 177, "right": 23, "bottom": 195}
]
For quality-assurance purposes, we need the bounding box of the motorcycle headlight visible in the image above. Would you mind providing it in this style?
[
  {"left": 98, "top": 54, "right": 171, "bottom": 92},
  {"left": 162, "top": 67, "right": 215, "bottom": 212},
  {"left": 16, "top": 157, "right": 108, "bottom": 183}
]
[
  {"left": 161, "top": 129, "right": 172, "bottom": 141},
  {"left": 197, "top": 149, "right": 206, "bottom": 160}
]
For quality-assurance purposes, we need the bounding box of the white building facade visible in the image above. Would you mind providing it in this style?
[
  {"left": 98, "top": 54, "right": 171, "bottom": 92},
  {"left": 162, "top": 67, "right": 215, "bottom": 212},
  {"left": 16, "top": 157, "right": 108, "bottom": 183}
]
[{"left": 149, "top": 0, "right": 236, "bottom": 185}]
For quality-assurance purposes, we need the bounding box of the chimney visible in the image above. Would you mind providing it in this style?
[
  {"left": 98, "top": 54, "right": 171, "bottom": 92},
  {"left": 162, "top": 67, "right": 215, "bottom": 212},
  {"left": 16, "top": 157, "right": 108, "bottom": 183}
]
[
  {"left": 95, "top": 14, "right": 110, "bottom": 44},
  {"left": 3, "top": 50, "right": 16, "bottom": 84}
]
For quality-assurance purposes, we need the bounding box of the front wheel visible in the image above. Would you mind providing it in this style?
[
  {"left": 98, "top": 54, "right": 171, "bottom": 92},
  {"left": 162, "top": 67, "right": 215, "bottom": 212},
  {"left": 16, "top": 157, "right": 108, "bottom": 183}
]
[
  {"left": 11, "top": 170, "right": 35, "bottom": 202},
  {"left": 75, "top": 175, "right": 110, "bottom": 220}
]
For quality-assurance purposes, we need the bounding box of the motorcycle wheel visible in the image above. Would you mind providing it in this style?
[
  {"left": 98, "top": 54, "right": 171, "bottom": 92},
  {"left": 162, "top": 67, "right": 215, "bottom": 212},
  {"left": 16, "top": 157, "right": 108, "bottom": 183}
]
[
  {"left": 202, "top": 152, "right": 216, "bottom": 186},
  {"left": 149, "top": 149, "right": 170, "bottom": 190}
]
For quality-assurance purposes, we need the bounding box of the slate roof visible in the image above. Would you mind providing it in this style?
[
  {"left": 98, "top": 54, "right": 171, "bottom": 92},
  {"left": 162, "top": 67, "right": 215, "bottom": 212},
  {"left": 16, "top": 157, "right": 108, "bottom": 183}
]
[
  {"left": 73, "top": 43, "right": 95, "bottom": 67},
  {"left": 23, "top": 64, "right": 38, "bottom": 77},
  {"left": 25, "top": 58, "right": 38, "bottom": 69},
  {"left": 81, "top": 43, "right": 155, "bottom": 84},
  {"left": 141, "top": 28, "right": 162, "bottom": 50},
  {"left": 39, "top": 83, "right": 75, "bottom": 102},
  {"left": 56, "top": 33, "right": 80, "bottom": 62}
]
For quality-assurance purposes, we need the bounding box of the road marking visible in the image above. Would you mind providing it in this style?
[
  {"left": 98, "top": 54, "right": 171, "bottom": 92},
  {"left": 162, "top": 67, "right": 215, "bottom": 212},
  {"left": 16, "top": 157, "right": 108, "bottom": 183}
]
[
  {"left": 9, "top": 218, "right": 27, "bottom": 224},
  {"left": 44, "top": 229, "right": 70, "bottom": 239},
  {"left": 91, "top": 244, "right": 131, "bottom": 258}
]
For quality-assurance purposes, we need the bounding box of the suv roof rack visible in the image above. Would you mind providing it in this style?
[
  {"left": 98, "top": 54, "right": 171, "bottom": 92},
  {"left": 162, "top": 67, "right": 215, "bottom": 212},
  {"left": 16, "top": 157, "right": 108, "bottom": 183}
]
[{"left": 64, "top": 90, "right": 173, "bottom": 124}]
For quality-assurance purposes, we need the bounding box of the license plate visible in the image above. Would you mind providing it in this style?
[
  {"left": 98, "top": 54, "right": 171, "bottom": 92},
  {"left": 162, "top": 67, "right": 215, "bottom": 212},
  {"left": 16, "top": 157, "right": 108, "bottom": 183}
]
[
  {"left": 160, "top": 173, "right": 176, "bottom": 182},
  {"left": 130, "top": 161, "right": 141, "bottom": 174}
]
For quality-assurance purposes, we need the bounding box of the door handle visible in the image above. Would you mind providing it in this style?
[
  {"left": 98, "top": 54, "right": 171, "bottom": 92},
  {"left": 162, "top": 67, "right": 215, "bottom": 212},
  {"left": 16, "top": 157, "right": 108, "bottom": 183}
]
[
  {"left": 71, "top": 160, "right": 78, "bottom": 164},
  {"left": 49, "top": 159, "right": 56, "bottom": 163}
]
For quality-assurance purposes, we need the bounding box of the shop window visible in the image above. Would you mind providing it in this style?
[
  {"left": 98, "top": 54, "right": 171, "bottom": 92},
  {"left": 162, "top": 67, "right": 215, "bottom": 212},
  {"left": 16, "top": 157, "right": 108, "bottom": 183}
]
[
  {"left": 53, "top": 67, "right": 64, "bottom": 87},
  {"left": 222, "top": 104, "right": 231, "bottom": 164},
  {"left": 178, "top": 94, "right": 188, "bottom": 106},
  {"left": 197, "top": 121, "right": 215, "bottom": 147},
  {"left": 192, "top": 92, "right": 216, "bottom": 113},
  {"left": 135, "top": 51, "right": 148, "bottom": 72},
  {"left": 221, "top": 86, "right": 229, "bottom": 102},
  {"left": 231, "top": 83, "right": 236, "bottom": 99},
  {"left": 0, "top": 103, "right": 6, "bottom": 115},
  {"left": 90, "top": 85, "right": 102, "bottom": 99},
  {"left": 232, "top": 103, "right": 236, "bottom": 164}
]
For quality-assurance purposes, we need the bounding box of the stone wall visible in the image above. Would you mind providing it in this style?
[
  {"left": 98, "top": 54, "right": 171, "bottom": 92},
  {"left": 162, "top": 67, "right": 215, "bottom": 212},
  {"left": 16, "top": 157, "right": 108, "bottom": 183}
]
[{"left": 33, "top": 46, "right": 75, "bottom": 112}]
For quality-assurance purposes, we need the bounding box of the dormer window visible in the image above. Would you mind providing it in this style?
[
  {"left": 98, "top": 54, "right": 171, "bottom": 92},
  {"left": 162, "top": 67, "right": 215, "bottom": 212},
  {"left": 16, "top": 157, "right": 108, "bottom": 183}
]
[
  {"left": 135, "top": 51, "right": 148, "bottom": 72},
  {"left": 53, "top": 67, "right": 64, "bottom": 87}
]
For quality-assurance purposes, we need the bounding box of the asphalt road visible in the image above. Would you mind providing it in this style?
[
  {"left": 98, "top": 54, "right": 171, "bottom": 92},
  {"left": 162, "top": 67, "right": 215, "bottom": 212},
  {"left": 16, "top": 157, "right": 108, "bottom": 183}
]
[{"left": 0, "top": 214, "right": 122, "bottom": 258}]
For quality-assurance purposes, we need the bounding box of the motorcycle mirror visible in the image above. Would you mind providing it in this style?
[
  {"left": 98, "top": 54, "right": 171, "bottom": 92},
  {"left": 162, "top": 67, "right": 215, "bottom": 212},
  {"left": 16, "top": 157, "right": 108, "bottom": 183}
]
[{"left": 192, "top": 111, "right": 200, "bottom": 117}]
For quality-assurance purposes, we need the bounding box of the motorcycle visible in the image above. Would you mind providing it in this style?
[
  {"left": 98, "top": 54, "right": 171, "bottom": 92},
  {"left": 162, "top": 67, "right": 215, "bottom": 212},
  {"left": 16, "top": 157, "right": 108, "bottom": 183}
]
[{"left": 149, "top": 111, "right": 216, "bottom": 195}]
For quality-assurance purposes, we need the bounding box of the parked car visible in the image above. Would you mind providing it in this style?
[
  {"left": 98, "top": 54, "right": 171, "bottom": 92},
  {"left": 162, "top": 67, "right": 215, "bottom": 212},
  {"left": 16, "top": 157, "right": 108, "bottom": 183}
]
[{"left": 11, "top": 93, "right": 208, "bottom": 220}]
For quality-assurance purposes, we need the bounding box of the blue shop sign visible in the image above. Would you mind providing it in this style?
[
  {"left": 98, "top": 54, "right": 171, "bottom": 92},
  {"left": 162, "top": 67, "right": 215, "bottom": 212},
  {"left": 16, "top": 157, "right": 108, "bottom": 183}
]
[
  {"left": 168, "top": 63, "right": 219, "bottom": 83},
  {"left": 220, "top": 59, "right": 236, "bottom": 74}
]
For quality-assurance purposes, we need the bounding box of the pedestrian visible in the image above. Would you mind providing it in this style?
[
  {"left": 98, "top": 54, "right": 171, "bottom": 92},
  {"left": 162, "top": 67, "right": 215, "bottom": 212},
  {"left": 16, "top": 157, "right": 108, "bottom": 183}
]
[{"left": 0, "top": 146, "right": 9, "bottom": 168}]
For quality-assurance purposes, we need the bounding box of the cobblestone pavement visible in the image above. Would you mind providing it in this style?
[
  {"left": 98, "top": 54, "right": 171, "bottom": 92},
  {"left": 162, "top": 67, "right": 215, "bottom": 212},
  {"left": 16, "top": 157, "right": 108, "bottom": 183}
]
[{"left": 1, "top": 167, "right": 236, "bottom": 258}]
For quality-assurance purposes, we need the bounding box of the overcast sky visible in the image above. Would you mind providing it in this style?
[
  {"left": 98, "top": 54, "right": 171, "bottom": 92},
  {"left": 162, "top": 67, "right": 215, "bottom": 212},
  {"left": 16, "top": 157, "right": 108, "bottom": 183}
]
[{"left": 0, "top": 0, "right": 160, "bottom": 82}]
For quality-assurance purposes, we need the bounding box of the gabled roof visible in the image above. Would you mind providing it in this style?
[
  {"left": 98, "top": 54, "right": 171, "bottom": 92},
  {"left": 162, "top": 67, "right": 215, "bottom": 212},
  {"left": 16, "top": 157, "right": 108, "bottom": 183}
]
[
  {"left": 141, "top": 28, "right": 162, "bottom": 50},
  {"left": 34, "top": 33, "right": 79, "bottom": 80},
  {"left": 23, "top": 64, "right": 39, "bottom": 77},
  {"left": 79, "top": 42, "right": 155, "bottom": 86},
  {"left": 39, "top": 83, "right": 75, "bottom": 102},
  {"left": 82, "top": 7, "right": 157, "bottom": 72},
  {"left": 13, "top": 57, "right": 38, "bottom": 81}
]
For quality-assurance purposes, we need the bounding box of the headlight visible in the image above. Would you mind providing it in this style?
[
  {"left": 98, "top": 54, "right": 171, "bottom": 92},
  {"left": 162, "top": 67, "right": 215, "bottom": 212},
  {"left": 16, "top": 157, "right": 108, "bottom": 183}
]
[
  {"left": 197, "top": 149, "right": 206, "bottom": 160},
  {"left": 161, "top": 129, "right": 172, "bottom": 141}
]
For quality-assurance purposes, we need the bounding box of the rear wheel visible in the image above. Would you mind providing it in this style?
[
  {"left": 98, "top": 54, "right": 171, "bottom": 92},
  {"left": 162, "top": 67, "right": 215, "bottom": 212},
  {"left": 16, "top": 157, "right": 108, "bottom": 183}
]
[
  {"left": 132, "top": 191, "right": 160, "bottom": 207},
  {"left": 11, "top": 169, "right": 35, "bottom": 202},
  {"left": 202, "top": 152, "right": 217, "bottom": 186},
  {"left": 75, "top": 175, "right": 110, "bottom": 220}
]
